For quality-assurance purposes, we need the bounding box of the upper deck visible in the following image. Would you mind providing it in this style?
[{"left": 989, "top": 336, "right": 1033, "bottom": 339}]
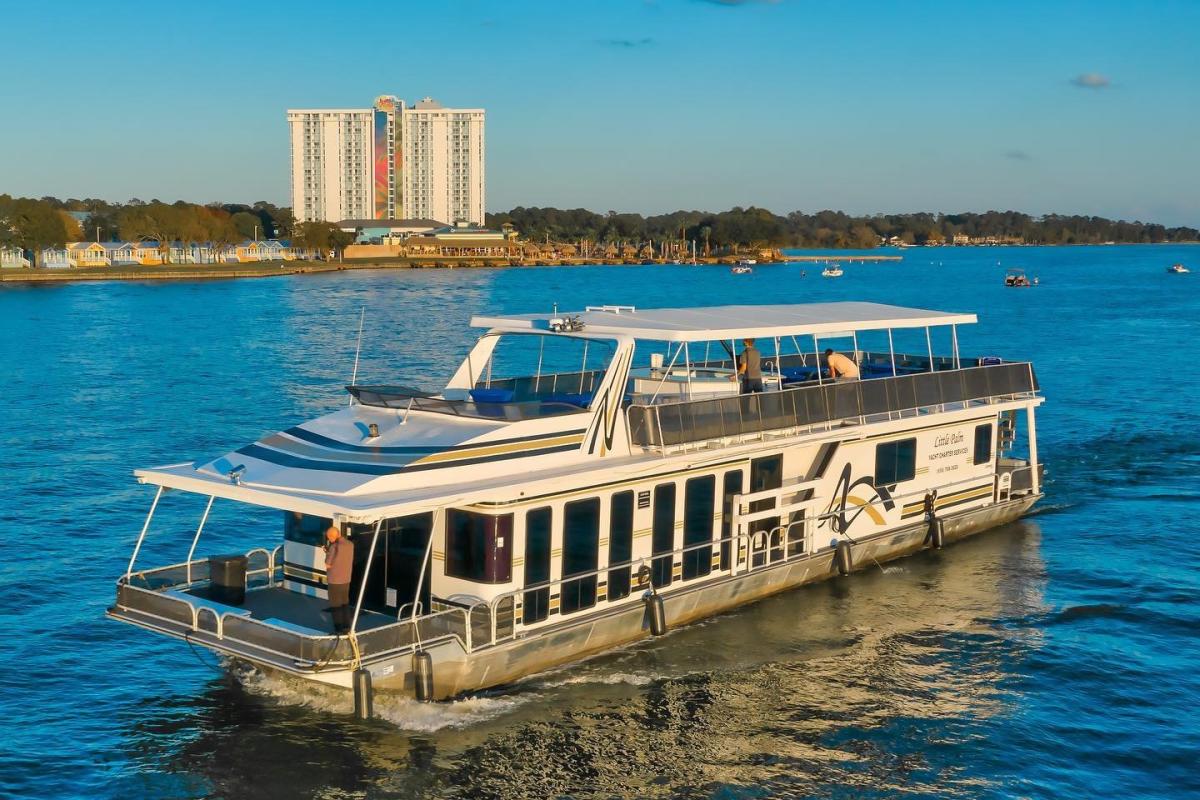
[{"left": 134, "top": 301, "right": 1040, "bottom": 521}]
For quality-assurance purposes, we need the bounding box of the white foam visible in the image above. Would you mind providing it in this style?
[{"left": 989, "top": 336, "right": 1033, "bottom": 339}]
[
  {"left": 537, "top": 670, "right": 655, "bottom": 688},
  {"left": 235, "top": 664, "right": 535, "bottom": 731}
]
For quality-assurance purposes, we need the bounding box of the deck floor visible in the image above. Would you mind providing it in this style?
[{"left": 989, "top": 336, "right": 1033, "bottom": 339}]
[{"left": 186, "top": 585, "right": 398, "bottom": 634}]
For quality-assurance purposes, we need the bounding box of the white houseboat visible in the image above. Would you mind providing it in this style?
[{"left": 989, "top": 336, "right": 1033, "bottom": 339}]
[{"left": 109, "top": 302, "right": 1044, "bottom": 708}]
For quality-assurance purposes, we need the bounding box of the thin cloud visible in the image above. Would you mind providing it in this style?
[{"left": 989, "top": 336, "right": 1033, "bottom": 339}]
[
  {"left": 1004, "top": 150, "right": 1032, "bottom": 161},
  {"left": 1071, "top": 73, "right": 1111, "bottom": 89},
  {"left": 597, "top": 37, "right": 655, "bottom": 48}
]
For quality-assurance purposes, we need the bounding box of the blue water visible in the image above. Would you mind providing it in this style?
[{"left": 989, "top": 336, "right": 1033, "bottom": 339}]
[{"left": 2, "top": 246, "right": 1198, "bottom": 799}]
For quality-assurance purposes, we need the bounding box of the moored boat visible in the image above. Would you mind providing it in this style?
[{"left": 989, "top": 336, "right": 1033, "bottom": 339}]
[
  {"left": 108, "top": 302, "right": 1045, "bottom": 706},
  {"left": 731, "top": 265, "right": 753, "bottom": 275},
  {"left": 821, "top": 264, "right": 844, "bottom": 277},
  {"left": 1167, "top": 263, "right": 1189, "bottom": 274}
]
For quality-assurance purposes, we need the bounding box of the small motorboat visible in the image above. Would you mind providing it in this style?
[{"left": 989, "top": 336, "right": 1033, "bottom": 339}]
[
  {"left": 822, "top": 264, "right": 844, "bottom": 277},
  {"left": 731, "top": 265, "right": 753, "bottom": 275},
  {"left": 1004, "top": 268, "right": 1032, "bottom": 287},
  {"left": 1167, "top": 263, "right": 1190, "bottom": 274},
  {"left": 736, "top": 258, "right": 757, "bottom": 266}
]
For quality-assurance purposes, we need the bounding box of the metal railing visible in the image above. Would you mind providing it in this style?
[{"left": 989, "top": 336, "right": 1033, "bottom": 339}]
[{"left": 627, "top": 362, "right": 1038, "bottom": 451}]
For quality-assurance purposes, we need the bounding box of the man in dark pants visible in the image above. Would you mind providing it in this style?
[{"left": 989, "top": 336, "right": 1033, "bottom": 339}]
[
  {"left": 324, "top": 524, "right": 355, "bottom": 634},
  {"left": 735, "top": 338, "right": 763, "bottom": 394}
]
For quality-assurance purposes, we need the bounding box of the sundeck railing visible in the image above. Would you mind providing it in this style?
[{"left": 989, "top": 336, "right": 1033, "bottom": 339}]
[{"left": 627, "top": 362, "right": 1038, "bottom": 451}]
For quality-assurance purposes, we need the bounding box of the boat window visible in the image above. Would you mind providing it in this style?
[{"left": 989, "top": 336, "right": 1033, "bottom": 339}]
[
  {"left": 523, "top": 507, "right": 552, "bottom": 624},
  {"left": 875, "top": 438, "right": 917, "bottom": 486},
  {"left": 682, "top": 475, "right": 716, "bottom": 580},
  {"left": 477, "top": 333, "right": 616, "bottom": 407},
  {"left": 445, "top": 510, "right": 513, "bottom": 583},
  {"left": 651, "top": 482, "right": 676, "bottom": 588},
  {"left": 284, "top": 512, "right": 331, "bottom": 547},
  {"left": 721, "top": 471, "right": 743, "bottom": 571},
  {"left": 608, "top": 491, "right": 634, "bottom": 601},
  {"left": 974, "top": 423, "right": 993, "bottom": 465},
  {"left": 561, "top": 498, "right": 600, "bottom": 614}
]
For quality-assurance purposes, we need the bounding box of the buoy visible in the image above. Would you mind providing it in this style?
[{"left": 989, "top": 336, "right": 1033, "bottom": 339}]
[
  {"left": 834, "top": 540, "right": 853, "bottom": 576},
  {"left": 930, "top": 518, "right": 945, "bottom": 550},
  {"left": 352, "top": 667, "right": 373, "bottom": 719},
  {"left": 645, "top": 592, "right": 667, "bottom": 636},
  {"left": 412, "top": 650, "right": 434, "bottom": 703}
]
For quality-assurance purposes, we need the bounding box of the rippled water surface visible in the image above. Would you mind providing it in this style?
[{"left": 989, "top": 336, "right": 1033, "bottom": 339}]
[{"left": 3, "top": 246, "right": 1198, "bottom": 799}]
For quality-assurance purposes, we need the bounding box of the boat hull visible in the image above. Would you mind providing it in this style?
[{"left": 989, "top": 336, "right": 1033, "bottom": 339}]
[{"left": 242, "top": 492, "right": 1038, "bottom": 698}]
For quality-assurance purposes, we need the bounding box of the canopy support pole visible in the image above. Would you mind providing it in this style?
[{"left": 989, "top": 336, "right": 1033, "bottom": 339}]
[
  {"left": 126, "top": 486, "right": 164, "bottom": 581},
  {"left": 951, "top": 324, "right": 960, "bottom": 369},
  {"left": 813, "top": 335, "right": 823, "bottom": 385},
  {"left": 684, "top": 342, "right": 693, "bottom": 399},
  {"left": 649, "top": 344, "right": 683, "bottom": 403},
  {"left": 350, "top": 519, "right": 384, "bottom": 635},
  {"left": 185, "top": 496, "right": 215, "bottom": 585},
  {"left": 887, "top": 329, "right": 897, "bottom": 376},
  {"left": 534, "top": 335, "right": 545, "bottom": 391},
  {"left": 925, "top": 327, "right": 934, "bottom": 371}
]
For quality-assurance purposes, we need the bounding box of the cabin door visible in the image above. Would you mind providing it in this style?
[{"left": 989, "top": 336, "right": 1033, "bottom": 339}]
[{"left": 350, "top": 513, "right": 433, "bottom": 617}]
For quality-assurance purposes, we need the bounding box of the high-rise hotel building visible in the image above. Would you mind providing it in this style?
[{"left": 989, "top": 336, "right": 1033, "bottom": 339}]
[{"left": 287, "top": 96, "right": 485, "bottom": 225}]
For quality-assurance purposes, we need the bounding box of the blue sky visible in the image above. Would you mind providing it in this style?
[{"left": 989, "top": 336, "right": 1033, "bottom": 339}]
[{"left": 2, "top": 0, "right": 1197, "bottom": 225}]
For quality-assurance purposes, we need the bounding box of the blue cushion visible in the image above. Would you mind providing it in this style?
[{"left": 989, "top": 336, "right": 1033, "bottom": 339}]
[
  {"left": 544, "top": 392, "right": 593, "bottom": 408},
  {"left": 469, "top": 388, "right": 515, "bottom": 403}
]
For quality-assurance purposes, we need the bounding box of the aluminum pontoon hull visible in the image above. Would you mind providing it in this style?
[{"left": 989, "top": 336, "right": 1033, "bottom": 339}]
[{"left": 111, "top": 493, "right": 1038, "bottom": 698}]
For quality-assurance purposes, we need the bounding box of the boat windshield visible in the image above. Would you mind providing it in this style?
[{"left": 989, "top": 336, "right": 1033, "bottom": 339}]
[{"left": 351, "top": 333, "right": 618, "bottom": 420}]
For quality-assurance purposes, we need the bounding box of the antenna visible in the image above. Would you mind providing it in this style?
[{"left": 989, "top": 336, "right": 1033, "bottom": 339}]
[{"left": 348, "top": 306, "right": 365, "bottom": 406}]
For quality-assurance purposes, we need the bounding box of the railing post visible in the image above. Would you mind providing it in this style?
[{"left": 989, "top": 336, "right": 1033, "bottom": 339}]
[
  {"left": 186, "top": 495, "right": 215, "bottom": 585},
  {"left": 126, "top": 486, "right": 164, "bottom": 582}
]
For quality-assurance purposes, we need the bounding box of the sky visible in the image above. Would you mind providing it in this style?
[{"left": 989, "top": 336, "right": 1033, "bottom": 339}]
[{"left": 2, "top": 0, "right": 1198, "bottom": 226}]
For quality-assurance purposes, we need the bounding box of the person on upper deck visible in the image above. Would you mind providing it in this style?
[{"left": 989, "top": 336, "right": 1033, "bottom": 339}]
[
  {"left": 735, "top": 338, "right": 763, "bottom": 394},
  {"left": 824, "top": 348, "right": 860, "bottom": 381},
  {"left": 324, "top": 524, "right": 355, "bottom": 634}
]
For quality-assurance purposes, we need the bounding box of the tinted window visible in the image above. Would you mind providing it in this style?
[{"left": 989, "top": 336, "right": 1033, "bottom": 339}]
[
  {"left": 284, "top": 512, "right": 331, "bottom": 547},
  {"left": 608, "top": 491, "right": 634, "bottom": 601},
  {"left": 445, "top": 510, "right": 512, "bottom": 583},
  {"left": 562, "top": 498, "right": 600, "bottom": 614},
  {"left": 720, "top": 471, "right": 743, "bottom": 571},
  {"left": 523, "top": 507, "right": 552, "bottom": 624},
  {"left": 682, "top": 475, "right": 715, "bottom": 580},
  {"left": 875, "top": 438, "right": 917, "bottom": 486},
  {"left": 974, "top": 423, "right": 993, "bottom": 465},
  {"left": 652, "top": 483, "right": 676, "bottom": 588}
]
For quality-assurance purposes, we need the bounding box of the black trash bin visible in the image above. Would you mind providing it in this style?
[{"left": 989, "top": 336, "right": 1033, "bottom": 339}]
[{"left": 209, "top": 553, "right": 248, "bottom": 605}]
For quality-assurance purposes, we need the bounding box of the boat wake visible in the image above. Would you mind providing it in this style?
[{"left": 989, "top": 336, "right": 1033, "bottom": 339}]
[{"left": 234, "top": 664, "right": 535, "bottom": 731}]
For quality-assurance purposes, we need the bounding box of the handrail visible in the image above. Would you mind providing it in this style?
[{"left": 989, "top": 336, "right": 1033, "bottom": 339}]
[{"left": 627, "top": 361, "right": 1039, "bottom": 451}]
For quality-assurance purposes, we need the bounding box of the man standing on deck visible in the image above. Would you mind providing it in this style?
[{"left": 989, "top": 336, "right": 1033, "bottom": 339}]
[
  {"left": 736, "top": 338, "right": 763, "bottom": 394},
  {"left": 824, "top": 348, "right": 860, "bottom": 382},
  {"left": 324, "top": 524, "right": 355, "bottom": 634}
]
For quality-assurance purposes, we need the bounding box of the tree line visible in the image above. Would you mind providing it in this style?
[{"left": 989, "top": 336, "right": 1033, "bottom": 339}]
[
  {"left": 0, "top": 195, "right": 351, "bottom": 266},
  {"left": 486, "top": 206, "right": 1200, "bottom": 250}
]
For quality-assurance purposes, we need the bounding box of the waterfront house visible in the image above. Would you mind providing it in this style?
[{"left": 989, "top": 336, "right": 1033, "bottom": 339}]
[
  {"left": 0, "top": 247, "right": 30, "bottom": 269},
  {"left": 106, "top": 242, "right": 137, "bottom": 266},
  {"left": 66, "top": 242, "right": 111, "bottom": 268},
  {"left": 41, "top": 247, "right": 71, "bottom": 269}
]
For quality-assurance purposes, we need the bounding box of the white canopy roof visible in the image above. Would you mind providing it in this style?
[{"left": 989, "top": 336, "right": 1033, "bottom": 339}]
[{"left": 471, "top": 301, "right": 976, "bottom": 342}]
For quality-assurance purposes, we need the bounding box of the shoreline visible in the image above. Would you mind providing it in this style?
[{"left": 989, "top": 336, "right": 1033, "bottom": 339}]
[{"left": 1, "top": 241, "right": 1192, "bottom": 285}]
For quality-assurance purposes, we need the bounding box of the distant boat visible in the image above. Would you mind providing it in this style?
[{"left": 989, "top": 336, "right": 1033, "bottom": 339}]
[
  {"left": 1167, "top": 263, "right": 1190, "bottom": 274},
  {"left": 736, "top": 258, "right": 757, "bottom": 266},
  {"left": 1004, "top": 268, "right": 1033, "bottom": 287},
  {"left": 822, "top": 264, "right": 843, "bottom": 278},
  {"left": 731, "top": 265, "right": 753, "bottom": 275}
]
